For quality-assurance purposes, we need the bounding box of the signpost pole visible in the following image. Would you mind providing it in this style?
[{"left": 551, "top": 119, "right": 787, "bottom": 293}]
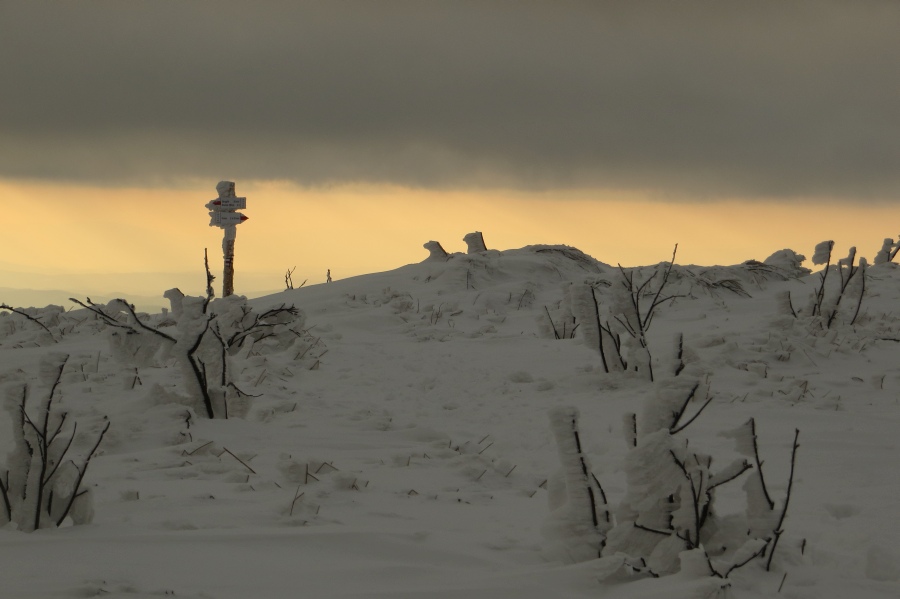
[
  {"left": 223, "top": 235, "right": 236, "bottom": 297},
  {"left": 206, "top": 181, "right": 248, "bottom": 298}
]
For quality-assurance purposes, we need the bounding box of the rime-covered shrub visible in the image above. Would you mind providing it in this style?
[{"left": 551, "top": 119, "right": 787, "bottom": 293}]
[
  {"left": 156, "top": 295, "right": 313, "bottom": 419},
  {"left": 544, "top": 373, "right": 798, "bottom": 582},
  {"left": 73, "top": 292, "right": 314, "bottom": 419},
  {"left": 0, "top": 354, "right": 109, "bottom": 531},
  {"left": 544, "top": 406, "right": 611, "bottom": 562},
  {"left": 0, "top": 304, "right": 66, "bottom": 346},
  {"left": 803, "top": 242, "right": 867, "bottom": 328}
]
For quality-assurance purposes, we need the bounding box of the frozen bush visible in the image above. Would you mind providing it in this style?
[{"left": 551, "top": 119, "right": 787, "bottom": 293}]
[
  {"left": 0, "top": 354, "right": 109, "bottom": 531},
  {"left": 544, "top": 374, "right": 799, "bottom": 582}
]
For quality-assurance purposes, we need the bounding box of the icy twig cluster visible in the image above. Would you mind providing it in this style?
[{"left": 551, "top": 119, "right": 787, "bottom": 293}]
[
  {"left": 546, "top": 373, "right": 800, "bottom": 582},
  {"left": 1, "top": 354, "right": 109, "bottom": 532}
]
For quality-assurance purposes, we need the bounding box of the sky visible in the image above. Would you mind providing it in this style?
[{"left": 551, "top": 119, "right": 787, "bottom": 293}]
[{"left": 2, "top": 1, "right": 900, "bottom": 308}]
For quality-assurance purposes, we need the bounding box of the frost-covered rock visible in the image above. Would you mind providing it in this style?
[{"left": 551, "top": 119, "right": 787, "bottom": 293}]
[
  {"left": 163, "top": 288, "right": 186, "bottom": 318},
  {"left": 463, "top": 231, "right": 488, "bottom": 254},
  {"left": 422, "top": 240, "right": 449, "bottom": 261},
  {"left": 763, "top": 248, "right": 810, "bottom": 277}
]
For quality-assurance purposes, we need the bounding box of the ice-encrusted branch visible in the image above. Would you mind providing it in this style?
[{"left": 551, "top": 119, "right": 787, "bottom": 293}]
[
  {"left": 589, "top": 286, "right": 610, "bottom": 373},
  {"left": 670, "top": 393, "right": 714, "bottom": 436},
  {"left": 55, "top": 419, "right": 110, "bottom": 527},
  {"left": 0, "top": 304, "right": 57, "bottom": 341},
  {"left": 766, "top": 429, "right": 800, "bottom": 571},
  {"left": 749, "top": 418, "right": 775, "bottom": 510},
  {"left": 669, "top": 382, "right": 700, "bottom": 432}
]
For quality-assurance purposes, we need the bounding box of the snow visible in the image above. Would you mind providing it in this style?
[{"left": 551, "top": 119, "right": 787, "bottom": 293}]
[
  {"left": 1, "top": 243, "right": 899, "bottom": 598},
  {"left": 812, "top": 240, "right": 835, "bottom": 265}
]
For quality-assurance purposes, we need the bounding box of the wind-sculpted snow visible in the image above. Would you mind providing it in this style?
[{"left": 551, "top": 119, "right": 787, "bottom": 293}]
[{"left": 0, "top": 244, "right": 898, "bottom": 598}]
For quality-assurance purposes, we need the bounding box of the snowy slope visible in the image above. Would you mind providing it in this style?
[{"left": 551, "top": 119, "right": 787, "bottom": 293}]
[{"left": 0, "top": 244, "right": 898, "bottom": 598}]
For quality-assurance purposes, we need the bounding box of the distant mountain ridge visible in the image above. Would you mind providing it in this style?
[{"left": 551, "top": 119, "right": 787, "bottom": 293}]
[{"left": 1, "top": 286, "right": 282, "bottom": 314}]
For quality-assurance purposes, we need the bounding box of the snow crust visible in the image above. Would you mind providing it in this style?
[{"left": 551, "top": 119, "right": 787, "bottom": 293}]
[{"left": 1, "top": 244, "right": 899, "bottom": 598}]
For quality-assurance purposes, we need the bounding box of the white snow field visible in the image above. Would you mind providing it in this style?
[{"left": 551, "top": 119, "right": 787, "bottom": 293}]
[{"left": 1, "top": 242, "right": 898, "bottom": 598}]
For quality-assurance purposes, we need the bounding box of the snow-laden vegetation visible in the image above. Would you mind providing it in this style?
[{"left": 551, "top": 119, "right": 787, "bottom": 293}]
[{"left": 1, "top": 239, "right": 898, "bottom": 598}]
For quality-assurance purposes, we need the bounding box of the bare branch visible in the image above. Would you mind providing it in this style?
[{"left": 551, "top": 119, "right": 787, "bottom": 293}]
[
  {"left": 812, "top": 242, "right": 833, "bottom": 317},
  {"left": 671, "top": 393, "right": 714, "bottom": 435},
  {"left": 766, "top": 429, "right": 801, "bottom": 571},
  {"left": 544, "top": 306, "right": 561, "bottom": 340},
  {"left": 69, "top": 298, "right": 131, "bottom": 329},
  {"left": 674, "top": 333, "right": 685, "bottom": 377},
  {"left": 110, "top": 300, "right": 177, "bottom": 343},
  {"left": 724, "top": 544, "right": 768, "bottom": 578},
  {"left": 644, "top": 244, "right": 678, "bottom": 328},
  {"left": 43, "top": 424, "right": 77, "bottom": 484},
  {"left": 187, "top": 314, "right": 216, "bottom": 418},
  {"left": 56, "top": 420, "right": 111, "bottom": 527},
  {"left": 669, "top": 382, "right": 700, "bottom": 431},
  {"left": 635, "top": 270, "right": 660, "bottom": 297},
  {"left": 749, "top": 418, "right": 775, "bottom": 510},
  {"left": 850, "top": 263, "right": 867, "bottom": 326},
  {"left": 220, "top": 447, "right": 257, "bottom": 474},
  {"left": 589, "top": 287, "right": 610, "bottom": 373},
  {"left": 228, "top": 382, "right": 263, "bottom": 398},
  {"left": 204, "top": 248, "right": 216, "bottom": 312},
  {"left": 0, "top": 470, "right": 11, "bottom": 522},
  {"left": 634, "top": 522, "right": 674, "bottom": 537},
  {"left": 708, "top": 460, "right": 753, "bottom": 491},
  {"left": 0, "top": 304, "right": 58, "bottom": 341},
  {"left": 591, "top": 473, "right": 611, "bottom": 524},
  {"left": 670, "top": 449, "right": 701, "bottom": 548},
  {"left": 613, "top": 315, "right": 637, "bottom": 338}
]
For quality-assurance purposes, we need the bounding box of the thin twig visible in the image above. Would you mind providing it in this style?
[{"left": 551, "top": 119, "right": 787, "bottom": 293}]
[
  {"left": 204, "top": 248, "right": 216, "bottom": 312},
  {"left": 850, "top": 263, "right": 866, "bottom": 326},
  {"left": 591, "top": 473, "right": 611, "bottom": 523},
  {"left": 590, "top": 286, "right": 610, "bottom": 373},
  {"left": 0, "top": 470, "right": 11, "bottom": 522},
  {"left": 0, "top": 304, "right": 57, "bottom": 340},
  {"left": 708, "top": 460, "right": 753, "bottom": 491},
  {"left": 110, "top": 299, "right": 177, "bottom": 343},
  {"left": 290, "top": 487, "right": 304, "bottom": 516},
  {"left": 669, "top": 382, "right": 700, "bottom": 431},
  {"left": 220, "top": 447, "right": 257, "bottom": 474},
  {"left": 724, "top": 544, "right": 768, "bottom": 577},
  {"left": 670, "top": 393, "right": 714, "bottom": 435},
  {"left": 56, "top": 420, "right": 111, "bottom": 527},
  {"left": 749, "top": 418, "right": 775, "bottom": 509},
  {"left": 544, "top": 306, "right": 560, "bottom": 340},
  {"left": 227, "top": 382, "right": 263, "bottom": 398},
  {"left": 766, "top": 429, "right": 801, "bottom": 571},
  {"left": 187, "top": 315, "right": 216, "bottom": 418}
]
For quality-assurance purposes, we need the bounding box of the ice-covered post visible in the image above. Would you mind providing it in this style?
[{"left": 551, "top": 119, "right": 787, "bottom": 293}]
[{"left": 206, "top": 181, "right": 249, "bottom": 297}]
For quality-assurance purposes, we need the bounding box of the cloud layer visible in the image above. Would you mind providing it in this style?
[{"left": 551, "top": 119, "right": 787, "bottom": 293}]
[{"left": 2, "top": 1, "right": 899, "bottom": 198}]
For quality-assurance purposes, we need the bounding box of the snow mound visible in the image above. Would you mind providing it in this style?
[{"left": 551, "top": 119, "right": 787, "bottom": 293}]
[{"left": 1, "top": 242, "right": 898, "bottom": 598}]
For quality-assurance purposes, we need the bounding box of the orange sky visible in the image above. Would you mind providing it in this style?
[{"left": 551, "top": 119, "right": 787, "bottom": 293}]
[{"left": 3, "top": 177, "right": 899, "bottom": 305}]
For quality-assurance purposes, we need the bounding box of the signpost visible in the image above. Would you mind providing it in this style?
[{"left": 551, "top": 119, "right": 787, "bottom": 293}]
[{"left": 206, "top": 181, "right": 249, "bottom": 297}]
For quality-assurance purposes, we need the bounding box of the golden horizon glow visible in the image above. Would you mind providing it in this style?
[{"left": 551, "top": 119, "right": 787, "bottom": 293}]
[{"left": 3, "top": 177, "right": 900, "bottom": 305}]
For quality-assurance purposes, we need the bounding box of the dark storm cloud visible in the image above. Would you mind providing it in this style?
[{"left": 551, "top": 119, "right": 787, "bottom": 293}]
[{"left": 2, "top": 1, "right": 899, "bottom": 198}]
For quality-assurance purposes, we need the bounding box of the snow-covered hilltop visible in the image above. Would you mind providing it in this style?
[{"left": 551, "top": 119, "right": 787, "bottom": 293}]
[{"left": 1, "top": 241, "right": 898, "bottom": 598}]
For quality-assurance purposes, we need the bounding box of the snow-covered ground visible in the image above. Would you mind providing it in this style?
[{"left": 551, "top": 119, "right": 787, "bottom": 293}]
[{"left": 1, "top": 242, "right": 898, "bottom": 598}]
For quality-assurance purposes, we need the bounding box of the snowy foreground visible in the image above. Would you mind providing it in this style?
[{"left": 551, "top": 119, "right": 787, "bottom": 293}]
[{"left": 1, "top": 244, "right": 898, "bottom": 598}]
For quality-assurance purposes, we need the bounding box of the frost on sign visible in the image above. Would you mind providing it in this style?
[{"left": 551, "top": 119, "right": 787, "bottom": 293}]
[
  {"left": 209, "top": 212, "right": 249, "bottom": 227},
  {"left": 206, "top": 180, "right": 248, "bottom": 229},
  {"left": 211, "top": 197, "right": 247, "bottom": 211},
  {"left": 205, "top": 180, "right": 248, "bottom": 298}
]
